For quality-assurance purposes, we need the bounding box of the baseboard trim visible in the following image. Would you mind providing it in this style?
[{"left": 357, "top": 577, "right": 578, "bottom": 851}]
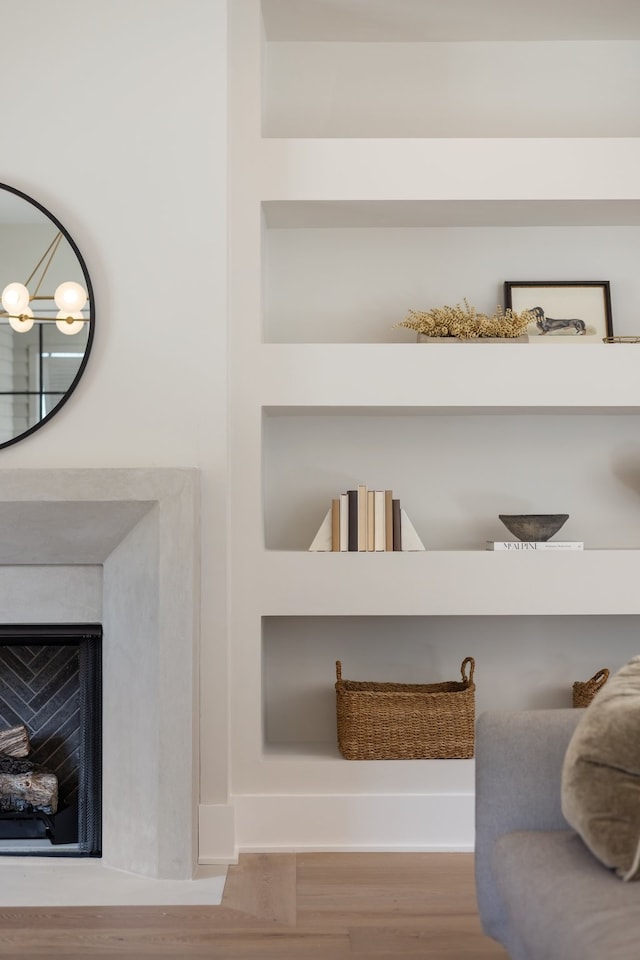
[
  {"left": 198, "top": 803, "right": 237, "bottom": 863},
  {"left": 230, "top": 793, "right": 474, "bottom": 855}
]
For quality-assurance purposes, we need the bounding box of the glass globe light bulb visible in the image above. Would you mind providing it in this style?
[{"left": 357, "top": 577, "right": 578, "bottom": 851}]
[
  {"left": 9, "top": 306, "right": 34, "bottom": 333},
  {"left": 54, "top": 281, "right": 87, "bottom": 313},
  {"left": 56, "top": 310, "right": 84, "bottom": 335},
  {"left": 2, "top": 282, "right": 30, "bottom": 315}
]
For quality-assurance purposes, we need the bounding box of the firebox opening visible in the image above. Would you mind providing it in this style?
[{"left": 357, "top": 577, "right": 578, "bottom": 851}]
[{"left": 0, "top": 624, "right": 102, "bottom": 857}]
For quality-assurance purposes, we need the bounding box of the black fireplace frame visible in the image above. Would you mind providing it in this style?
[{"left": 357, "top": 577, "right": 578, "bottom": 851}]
[{"left": 0, "top": 623, "right": 102, "bottom": 857}]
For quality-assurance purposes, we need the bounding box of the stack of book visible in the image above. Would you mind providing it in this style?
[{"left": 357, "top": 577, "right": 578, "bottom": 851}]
[{"left": 309, "top": 484, "right": 425, "bottom": 552}]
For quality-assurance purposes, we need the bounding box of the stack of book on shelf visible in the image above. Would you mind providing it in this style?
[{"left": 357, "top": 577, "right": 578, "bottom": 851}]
[
  {"left": 486, "top": 540, "right": 584, "bottom": 551},
  {"left": 309, "top": 484, "right": 425, "bottom": 552}
]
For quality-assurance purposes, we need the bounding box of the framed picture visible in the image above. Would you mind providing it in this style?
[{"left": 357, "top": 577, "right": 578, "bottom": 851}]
[{"left": 504, "top": 281, "right": 613, "bottom": 343}]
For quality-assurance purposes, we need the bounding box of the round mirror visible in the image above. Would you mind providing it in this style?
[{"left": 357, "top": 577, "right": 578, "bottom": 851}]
[{"left": 0, "top": 183, "right": 94, "bottom": 450}]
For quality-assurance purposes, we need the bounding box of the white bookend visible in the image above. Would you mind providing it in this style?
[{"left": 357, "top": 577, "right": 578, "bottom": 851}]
[
  {"left": 308, "top": 509, "right": 332, "bottom": 551},
  {"left": 401, "top": 509, "right": 426, "bottom": 551}
]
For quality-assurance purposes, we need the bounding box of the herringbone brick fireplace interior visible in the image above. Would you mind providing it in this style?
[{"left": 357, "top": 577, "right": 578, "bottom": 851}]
[{"left": 0, "top": 624, "right": 101, "bottom": 856}]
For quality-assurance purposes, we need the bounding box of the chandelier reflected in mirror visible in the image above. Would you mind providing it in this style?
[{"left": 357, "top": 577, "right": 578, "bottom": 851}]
[{"left": 1, "top": 230, "right": 89, "bottom": 336}]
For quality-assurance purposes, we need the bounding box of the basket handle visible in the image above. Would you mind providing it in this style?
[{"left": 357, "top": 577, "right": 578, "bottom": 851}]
[
  {"left": 461, "top": 657, "right": 475, "bottom": 684},
  {"left": 589, "top": 667, "right": 609, "bottom": 689},
  {"left": 336, "top": 660, "right": 342, "bottom": 682}
]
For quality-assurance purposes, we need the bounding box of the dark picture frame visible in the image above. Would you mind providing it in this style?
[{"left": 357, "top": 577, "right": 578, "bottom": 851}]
[{"left": 504, "top": 281, "right": 613, "bottom": 342}]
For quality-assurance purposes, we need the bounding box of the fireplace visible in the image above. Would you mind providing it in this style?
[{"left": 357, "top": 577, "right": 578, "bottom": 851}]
[
  {"left": 0, "top": 623, "right": 102, "bottom": 856},
  {"left": 0, "top": 468, "right": 199, "bottom": 882}
]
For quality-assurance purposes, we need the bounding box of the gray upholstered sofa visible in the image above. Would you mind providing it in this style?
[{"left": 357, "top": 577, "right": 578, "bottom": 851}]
[{"left": 475, "top": 709, "right": 640, "bottom": 960}]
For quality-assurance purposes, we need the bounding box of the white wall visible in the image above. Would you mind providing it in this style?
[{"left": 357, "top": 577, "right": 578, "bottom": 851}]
[
  {"left": 0, "top": 1, "right": 229, "bottom": 805},
  {"left": 264, "top": 40, "right": 640, "bottom": 137},
  {"left": 263, "top": 615, "right": 640, "bottom": 743},
  {"left": 265, "top": 225, "right": 640, "bottom": 342},
  {"left": 263, "top": 411, "right": 640, "bottom": 550}
]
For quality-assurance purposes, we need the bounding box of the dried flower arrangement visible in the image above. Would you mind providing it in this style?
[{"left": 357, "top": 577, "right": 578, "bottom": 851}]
[{"left": 396, "top": 299, "right": 534, "bottom": 340}]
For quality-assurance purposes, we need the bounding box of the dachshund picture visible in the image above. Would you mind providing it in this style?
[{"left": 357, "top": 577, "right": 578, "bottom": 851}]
[{"left": 528, "top": 306, "right": 587, "bottom": 336}]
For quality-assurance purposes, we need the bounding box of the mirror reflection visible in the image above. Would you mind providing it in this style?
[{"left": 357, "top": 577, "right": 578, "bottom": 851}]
[{"left": 0, "top": 185, "right": 93, "bottom": 449}]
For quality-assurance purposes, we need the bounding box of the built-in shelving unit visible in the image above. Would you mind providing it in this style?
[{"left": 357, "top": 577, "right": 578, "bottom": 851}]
[{"left": 225, "top": 0, "right": 640, "bottom": 858}]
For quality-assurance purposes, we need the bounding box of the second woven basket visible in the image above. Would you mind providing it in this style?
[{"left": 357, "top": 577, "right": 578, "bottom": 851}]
[{"left": 572, "top": 667, "right": 609, "bottom": 708}]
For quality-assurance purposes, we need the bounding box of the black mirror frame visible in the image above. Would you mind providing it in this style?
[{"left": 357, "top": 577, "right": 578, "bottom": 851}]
[{"left": 0, "top": 182, "right": 95, "bottom": 451}]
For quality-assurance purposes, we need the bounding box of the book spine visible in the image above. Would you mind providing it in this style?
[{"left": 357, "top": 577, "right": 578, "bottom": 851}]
[
  {"left": 374, "top": 491, "right": 385, "bottom": 551},
  {"left": 392, "top": 499, "right": 402, "bottom": 551},
  {"left": 331, "top": 498, "right": 340, "bottom": 552},
  {"left": 357, "top": 484, "right": 367, "bottom": 552},
  {"left": 347, "top": 489, "right": 358, "bottom": 552},
  {"left": 339, "top": 493, "right": 349, "bottom": 551},
  {"left": 384, "top": 489, "right": 393, "bottom": 551},
  {"left": 367, "top": 490, "right": 375, "bottom": 551}
]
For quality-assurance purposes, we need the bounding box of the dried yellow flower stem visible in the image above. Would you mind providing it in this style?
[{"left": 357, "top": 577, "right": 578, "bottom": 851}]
[{"left": 396, "top": 299, "right": 534, "bottom": 340}]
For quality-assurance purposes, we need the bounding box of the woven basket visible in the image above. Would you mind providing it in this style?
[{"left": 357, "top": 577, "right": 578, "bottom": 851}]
[
  {"left": 335, "top": 657, "right": 475, "bottom": 760},
  {"left": 572, "top": 668, "right": 609, "bottom": 707}
]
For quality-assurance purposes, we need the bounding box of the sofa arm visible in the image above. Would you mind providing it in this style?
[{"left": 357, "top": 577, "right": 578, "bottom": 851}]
[{"left": 475, "top": 709, "right": 581, "bottom": 942}]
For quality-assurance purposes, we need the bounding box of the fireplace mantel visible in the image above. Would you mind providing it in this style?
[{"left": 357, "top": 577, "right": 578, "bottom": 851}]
[{"left": 0, "top": 468, "right": 199, "bottom": 881}]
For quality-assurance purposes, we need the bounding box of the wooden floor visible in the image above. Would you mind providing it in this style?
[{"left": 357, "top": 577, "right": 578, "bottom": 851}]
[{"left": 0, "top": 853, "right": 509, "bottom": 959}]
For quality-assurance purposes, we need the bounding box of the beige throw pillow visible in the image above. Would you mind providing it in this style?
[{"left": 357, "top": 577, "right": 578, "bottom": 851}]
[{"left": 561, "top": 655, "right": 640, "bottom": 881}]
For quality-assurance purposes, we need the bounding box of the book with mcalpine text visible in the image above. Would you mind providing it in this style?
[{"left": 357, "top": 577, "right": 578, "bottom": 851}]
[{"left": 486, "top": 540, "right": 583, "bottom": 551}]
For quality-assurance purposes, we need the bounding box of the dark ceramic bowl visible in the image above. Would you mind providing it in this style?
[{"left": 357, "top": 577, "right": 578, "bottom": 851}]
[{"left": 499, "top": 513, "right": 569, "bottom": 542}]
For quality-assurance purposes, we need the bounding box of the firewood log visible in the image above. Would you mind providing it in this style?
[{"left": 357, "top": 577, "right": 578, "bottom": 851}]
[
  {"left": 0, "top": 724, "right": 30, "bottom": 758},
  {"left": 0, "top": 756, "right": 58, "bottom": 814}
]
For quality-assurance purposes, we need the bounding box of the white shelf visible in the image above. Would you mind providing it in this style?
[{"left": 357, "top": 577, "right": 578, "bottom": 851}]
[
  {"left": 258, "top": 138, "right": 640, "bottom": 201},
  {"left": 258, "top": 344, "right": 640, "bottom": 408},
  {"left": 254, "top": 745, "right": 474, "bottom": 794},
  {"left": 258, "top": 549, "right": 640, "bottom": 617}
]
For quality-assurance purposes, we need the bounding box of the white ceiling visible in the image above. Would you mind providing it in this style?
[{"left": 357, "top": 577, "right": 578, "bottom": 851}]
[{"left": 261, "top": 0, "right": 640, "bottom": 41}]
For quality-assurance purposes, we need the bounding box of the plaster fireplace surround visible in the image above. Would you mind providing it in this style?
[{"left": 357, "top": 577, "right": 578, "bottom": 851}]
[{"left": 0, "top": 468, "right": 226, "bottom": 906}]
